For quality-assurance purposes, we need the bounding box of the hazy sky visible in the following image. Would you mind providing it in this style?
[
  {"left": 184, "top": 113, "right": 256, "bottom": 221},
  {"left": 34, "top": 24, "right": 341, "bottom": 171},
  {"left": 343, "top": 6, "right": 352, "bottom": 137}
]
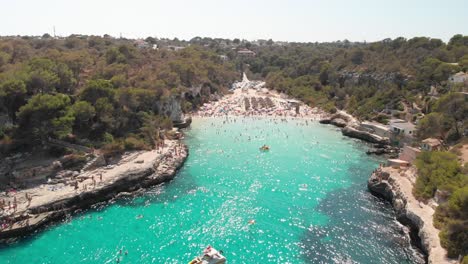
[{"left": 1, "top": 0, "right": 467, "bottom": 42}]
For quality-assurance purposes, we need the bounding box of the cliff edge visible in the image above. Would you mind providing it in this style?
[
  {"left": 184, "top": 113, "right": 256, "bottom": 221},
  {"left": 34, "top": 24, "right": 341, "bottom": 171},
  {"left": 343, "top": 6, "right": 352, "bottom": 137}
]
[{"left": 368, "top": 167, "right": 457, "bottom": 264}]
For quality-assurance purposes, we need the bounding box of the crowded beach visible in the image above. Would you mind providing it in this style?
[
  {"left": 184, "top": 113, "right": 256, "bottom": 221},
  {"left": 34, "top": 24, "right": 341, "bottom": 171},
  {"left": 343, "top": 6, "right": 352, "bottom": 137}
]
[{"left": 195, "top": 74, "right": 329, "bottom": 120}]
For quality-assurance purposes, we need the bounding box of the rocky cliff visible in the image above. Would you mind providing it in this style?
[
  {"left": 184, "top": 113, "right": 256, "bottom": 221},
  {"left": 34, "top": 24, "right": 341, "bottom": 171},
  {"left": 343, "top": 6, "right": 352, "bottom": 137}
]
[
  {"left": 0, "top": 145, "right": 188, "bottom": 241},
  {"left": 339, "top": 71, "right": 410, "bottom": 88},
  {"left": 157, "top": 96, "right": 184, "bottom": 123},
  {"left": 368, "top": 167, "right": 457, "bottom": 264},
  {"left": 320, "top": 112, "right": 392, "bottom": 147},
  {"left": 342, "top": 126, "right": 391, "bottom": 145}
]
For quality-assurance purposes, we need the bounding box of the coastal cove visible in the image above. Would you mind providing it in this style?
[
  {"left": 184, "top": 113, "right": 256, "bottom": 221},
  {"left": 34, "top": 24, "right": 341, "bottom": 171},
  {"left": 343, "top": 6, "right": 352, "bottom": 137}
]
[{"left": 0, "top": 117, "right": 424, "bottom": 263}]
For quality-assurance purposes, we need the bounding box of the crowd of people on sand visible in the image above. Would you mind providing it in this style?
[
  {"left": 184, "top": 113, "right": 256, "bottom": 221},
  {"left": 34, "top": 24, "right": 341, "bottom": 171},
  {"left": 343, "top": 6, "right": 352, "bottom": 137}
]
[
  {"left": 0, "top": 189, "right": 33, "bottom": 230},
  {"left": 194, "top": 89, "right": 329, "bottom": 120},
  {"left": 156, "top": 139, "right": 185, "bottom": 165}
]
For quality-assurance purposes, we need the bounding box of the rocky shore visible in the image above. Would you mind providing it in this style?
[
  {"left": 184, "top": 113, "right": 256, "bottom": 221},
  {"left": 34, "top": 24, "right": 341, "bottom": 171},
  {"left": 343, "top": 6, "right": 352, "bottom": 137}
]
[
  {"left": 368, "top": 167, "right": 457, "bottom": 264},
  {"left": 319, "top": 112, "right": 396, "bottom": 154},
  {"left": 322, "top": 111, "right": 455, "bottom": 263},
  {"left": 341, "top": 126, "right": 390, "bottom": 145},
  {"left": 0, "top": 141, "right": 188, "bottom": 242}
]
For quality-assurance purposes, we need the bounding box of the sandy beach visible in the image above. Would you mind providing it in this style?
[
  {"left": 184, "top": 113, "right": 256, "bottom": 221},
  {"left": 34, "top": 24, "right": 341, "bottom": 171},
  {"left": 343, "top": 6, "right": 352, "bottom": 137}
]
[{"left": 195, "top": 87, "right": 330, "bottom": 120}]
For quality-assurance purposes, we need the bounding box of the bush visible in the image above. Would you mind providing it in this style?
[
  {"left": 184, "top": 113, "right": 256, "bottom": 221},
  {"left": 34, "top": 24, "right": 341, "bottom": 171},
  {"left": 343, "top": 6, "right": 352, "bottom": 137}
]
[
  {"left": 102, "top": 132, "right": 114, "bottom": 144},
  {"left": 48, "top": 145, "right": 70, "bottom": 157},
  {"left": 123, "top": 136, "right": 148, "bottom": 151},
  {"left": 61, "top": 154, "right": 87, "bottom": 170},
  {"left": 101, "top": 141, "right": 125, "bottom": 158},
  {"left": 416, "top": 152, "right": 468, "bottom": 259},
  {"left": 322, "top": 102, "right": 337, "bottom": 114},
  {"left": 413, "top": 151, "right": 464, "bottom": 200},
  {"left": 439, "top": 220, "right": 468, "bottom": 258},
  {"left": 0, "top": 135, "right": 14, "bottom": 155},
  {"left": 373, "top": 114, "right": 389, "bottom": 125}
]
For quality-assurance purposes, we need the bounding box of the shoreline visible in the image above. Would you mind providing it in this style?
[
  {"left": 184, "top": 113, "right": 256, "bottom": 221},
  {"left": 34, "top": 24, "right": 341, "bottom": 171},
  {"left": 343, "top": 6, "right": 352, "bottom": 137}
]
[
  {"left": 0, "top": 84, "right": 451, "bottom": 263},
  {"left": 0, "top": 140, "right": 188, "bottom": 242},
  {"left": 197, "top": 86, "right": 449, "bottom": 263},
  {"left": 368, "top": 167, "right": 457, "bottom": 264}
]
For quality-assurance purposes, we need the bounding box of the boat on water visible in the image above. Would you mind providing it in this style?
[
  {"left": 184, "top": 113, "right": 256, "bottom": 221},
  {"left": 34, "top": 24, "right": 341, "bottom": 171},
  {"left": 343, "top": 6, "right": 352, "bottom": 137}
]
[{"left": 188, "top": 246, "right": 226, "bottom": 264}]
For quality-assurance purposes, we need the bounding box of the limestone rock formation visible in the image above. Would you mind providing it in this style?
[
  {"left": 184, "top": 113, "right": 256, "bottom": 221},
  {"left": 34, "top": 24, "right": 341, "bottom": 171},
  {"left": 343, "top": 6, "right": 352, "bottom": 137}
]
[
  {"left": 342, "top": 126, "right": 390, "bottom": 145},
  {"left": 368, "top": 169, "right": 457, "bottom": 264}
]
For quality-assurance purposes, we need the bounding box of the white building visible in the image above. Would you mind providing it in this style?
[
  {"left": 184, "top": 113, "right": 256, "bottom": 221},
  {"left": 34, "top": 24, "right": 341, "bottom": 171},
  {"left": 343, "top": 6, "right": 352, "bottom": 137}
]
[
  {"left": 449, "top": 72, "right": 468, "bottom": 83},
  {"left": 134, "top": 39, "right": 150, "bottom": 49},
  {"left": 389, "top": 119, "right": 416, "bottom": 137},
  {"left": 166, "top": 45, "right": 185, "bottom": 51},
  {"left": 421, "top": 138, "right": 443, "bottom": 151},
  {"left": 237, "top": 49, "right": 256, "bottom": 58}
]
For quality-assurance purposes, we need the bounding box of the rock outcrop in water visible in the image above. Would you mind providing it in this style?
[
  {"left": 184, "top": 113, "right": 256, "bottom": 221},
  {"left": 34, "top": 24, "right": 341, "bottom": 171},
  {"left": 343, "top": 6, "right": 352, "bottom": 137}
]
[
  {"left": 320, "top": 112, "right": 391, "bottom": 146},
  {"left": 366, "top": 144, "right": 399, "bottom": 156},
  {"left": 368, "top": 167, "right": 457, "bottom": 264},
  {"left": 342, "top": 126, "right": 390, "bottom": 145}
]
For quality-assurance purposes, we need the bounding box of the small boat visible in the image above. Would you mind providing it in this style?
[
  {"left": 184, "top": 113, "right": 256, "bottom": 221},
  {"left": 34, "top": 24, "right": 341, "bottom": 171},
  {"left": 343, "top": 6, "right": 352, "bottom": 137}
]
[
  {"left": 259, "top": 144, "right": 270, "bottom": 151},
  {"left": 188, "top": 245, "right": 226, "bottom": 264}
]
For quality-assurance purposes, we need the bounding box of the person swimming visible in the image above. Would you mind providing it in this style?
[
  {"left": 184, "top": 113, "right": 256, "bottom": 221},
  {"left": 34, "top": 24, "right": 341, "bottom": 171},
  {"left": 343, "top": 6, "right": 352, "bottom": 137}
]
[{"left": 260, "top": 144, "right": 270, "bottom": 151}]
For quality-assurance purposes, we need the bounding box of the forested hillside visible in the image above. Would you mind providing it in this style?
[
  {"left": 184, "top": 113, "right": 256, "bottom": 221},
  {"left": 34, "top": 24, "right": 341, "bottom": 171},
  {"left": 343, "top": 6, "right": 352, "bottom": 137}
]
[
  {"left": 0, "top": 35, "right": 237, "bottom": 156},
  {"left": 243, "top": 35, "right": 468, "bottom": 143},
  {"left": 0, "top": 34, "right": 467, "bottom": 260}
]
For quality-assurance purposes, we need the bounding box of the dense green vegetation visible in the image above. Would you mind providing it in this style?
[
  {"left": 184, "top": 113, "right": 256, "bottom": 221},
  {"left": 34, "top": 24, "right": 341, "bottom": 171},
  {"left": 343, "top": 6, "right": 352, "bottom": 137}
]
[
  {"left": 0, "top": 36, "right": 237, "bottom": 156},
  {"left": 242, "top": 35, "right": 467, "bottom": 142},
  {"left": 0, "top": 34, "right": 466, "bottom": 258},
  {"left": 414, "top": 151, "right": 466, "bottom": 200},
  {"left": 414, "top": 151, "right": 467, "bottom": 258}
]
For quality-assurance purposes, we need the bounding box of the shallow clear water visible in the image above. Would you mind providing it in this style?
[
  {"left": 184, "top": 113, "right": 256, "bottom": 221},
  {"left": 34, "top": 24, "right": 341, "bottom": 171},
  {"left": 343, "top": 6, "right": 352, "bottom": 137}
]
[{"left": 0, "top": 117, "right": 421, "bottom": 263}]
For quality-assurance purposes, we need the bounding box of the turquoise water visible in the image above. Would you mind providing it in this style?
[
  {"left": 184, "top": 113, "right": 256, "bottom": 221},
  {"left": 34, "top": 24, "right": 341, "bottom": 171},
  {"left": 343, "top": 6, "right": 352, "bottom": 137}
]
[{"left": 0, "top": 117, "right": 421, "bottom": 263}]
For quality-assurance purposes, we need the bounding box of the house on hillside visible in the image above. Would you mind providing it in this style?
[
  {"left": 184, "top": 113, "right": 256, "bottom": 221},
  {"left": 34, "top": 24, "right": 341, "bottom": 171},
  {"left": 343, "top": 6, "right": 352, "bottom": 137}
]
[
  {"left": 237, "top": 49, "right": 256, "bottom": 58},
  {"left": 449, "top": 72, "right": 468, "bottom": 83},
  {"left": 134, "top": 39, "right": 150, "bottom": 49},
  {"left": 389, "top": 119, "right": 416, "bottom": 137},
  {"left": 166, "top": 45, "right": 185, "bottom": 51},
  {"left": 387, "top": 145, "right": 421, "bottom": 167},
  {"left": 421, "top": 138, "right": 443, "bottom": 151}
]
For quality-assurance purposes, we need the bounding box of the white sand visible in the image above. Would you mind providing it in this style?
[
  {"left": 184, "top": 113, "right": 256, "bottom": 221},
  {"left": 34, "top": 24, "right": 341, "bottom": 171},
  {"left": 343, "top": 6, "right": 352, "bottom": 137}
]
[{"left": 195, "top": 88, "right": 330, "bottom": 120}]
